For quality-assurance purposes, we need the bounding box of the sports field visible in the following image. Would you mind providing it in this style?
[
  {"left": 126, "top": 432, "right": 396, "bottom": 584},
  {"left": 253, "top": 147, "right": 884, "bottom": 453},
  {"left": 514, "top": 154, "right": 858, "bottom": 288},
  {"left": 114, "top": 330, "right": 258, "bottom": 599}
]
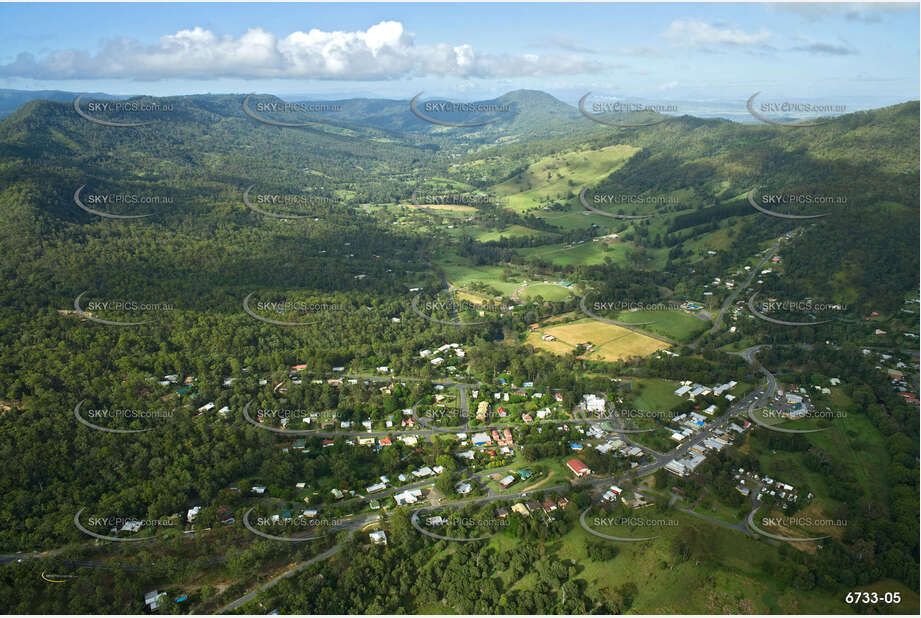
[{"left": 528, "top": 318, "right": 669, "bottom": 362}]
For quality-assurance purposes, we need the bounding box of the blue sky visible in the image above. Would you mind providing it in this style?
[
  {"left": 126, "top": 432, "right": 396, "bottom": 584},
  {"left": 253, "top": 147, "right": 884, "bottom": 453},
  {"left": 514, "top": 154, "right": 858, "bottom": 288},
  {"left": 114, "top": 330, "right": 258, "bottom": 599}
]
[{"left": 0, "top": 2, "right": 917, "bottom": 110}]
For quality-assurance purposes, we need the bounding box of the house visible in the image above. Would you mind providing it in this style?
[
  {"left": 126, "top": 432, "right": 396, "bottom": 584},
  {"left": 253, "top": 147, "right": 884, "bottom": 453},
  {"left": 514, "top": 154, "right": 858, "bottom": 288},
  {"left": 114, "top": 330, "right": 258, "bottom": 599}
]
[
  {"left": 120, "top": 520, "right": 143, "bottom": 533},
  {"left": 330, "top": 488, "right": 344, "bottom": 499},
  {"left": 566, "top": 459, "right": 591, "bottom": 477},
  {"left": 511, "top": 503, "right": 530, "bottom": 517},
  {"left": 358, "top": 436, "right": 375, "bottom": 446},
  {"left": 499, "top": 475, "right": 517, "bottom": 489},
  {"left": 187, "top": 506, "right": 201, "bottom": 522},
  {"left": 291, "top": 364, "right": 308, "bottom": 371},
  {"left": 379, "top": 437, "right": 392, "bottom": 447},
  {"left": 251, "top": 486, "right": 266, "bottom": 494},
  {"left": 582, "top": 394, "right": 606, "bottom": 413},
  {"left": 369, "top": 530, "right": 387, "bottom": 545},
  {"left": 476, "top": 401, "right": 490, "bottom": 421},
  {"left": 455, "top": 482, "right": 473, "bottom": 495},
  {"left": 394, "top": 488, "right": 423, "bottom": 506},
  {"left": 366, "top": 482, "right": 387, "bottom": 493},
  {"left": 145, "top": 591, "right": 168, "bottom": 611},
  {"left": 471, "top": 432, "right": 491, "bottom": 446},
  {"left": 198, "top": 402, "right": 215, "bottom": 413},
  {"left": 496, "top": 506, "right": 509, "bottom": 519}
]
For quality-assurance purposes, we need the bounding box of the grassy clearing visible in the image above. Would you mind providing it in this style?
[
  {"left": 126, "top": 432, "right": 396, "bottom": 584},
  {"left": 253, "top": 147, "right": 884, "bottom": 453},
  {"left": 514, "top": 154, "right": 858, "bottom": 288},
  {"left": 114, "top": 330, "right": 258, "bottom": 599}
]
[
  {"left": 519, "top": 240, "right": 630, "bottom": 266},
  {"left": 628, "top": 378, "right": 685, "bottom": 413},
  {"left": 612, "top": 309, "right": 710, "bottom": 342},
  {"left": 528, "top": 318, "right": 669, "bottom": 362},
  {"left": 517, "top": 283, "right": 574, "bottom": 302},
  {"left": 492, "top": 145, "right": 640, "bottom": 213}
]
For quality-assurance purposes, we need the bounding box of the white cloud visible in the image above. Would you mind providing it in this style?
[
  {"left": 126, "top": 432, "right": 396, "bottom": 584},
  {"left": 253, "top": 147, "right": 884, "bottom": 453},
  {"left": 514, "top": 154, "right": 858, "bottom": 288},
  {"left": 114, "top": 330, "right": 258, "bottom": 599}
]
[
  {"left": 0, "top": 21, "right": 606, "bottom": 81},
  {"left": 663, "top": 19, "right": 773, "bottom": 48}
]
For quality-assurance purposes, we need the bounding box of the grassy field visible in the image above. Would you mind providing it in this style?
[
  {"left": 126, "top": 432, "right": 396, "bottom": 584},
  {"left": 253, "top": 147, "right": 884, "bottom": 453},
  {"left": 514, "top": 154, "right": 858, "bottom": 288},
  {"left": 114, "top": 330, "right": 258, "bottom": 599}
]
[
  {"left": 527, "top": 318, "right": 670, "bottom": 362},
  {"left": 435, "top": 253, "right": 525, "bottom": 296},
  {"left": 492, "top": 144, "right": 640, "bottom": 213},
  {"left": 557, "top": 508, "right": 854, "bottom": 614},
  {"left": 628, "top": 378, "right": 685, "bottom": 413},
  {"left": 469, "top": 225, "right": 543, "bottom": 242},
  {"left": 517, "top": 283, "right": 574, "bottom": 302},
  {"left": 408, "top": 203, "right": 479, "bottom": 212},
  {"left": 519, "top": 240, "right": 631, "bottom": 266},
  {"left": 612, "top": 309, "right": 711, "bottom": 342}
]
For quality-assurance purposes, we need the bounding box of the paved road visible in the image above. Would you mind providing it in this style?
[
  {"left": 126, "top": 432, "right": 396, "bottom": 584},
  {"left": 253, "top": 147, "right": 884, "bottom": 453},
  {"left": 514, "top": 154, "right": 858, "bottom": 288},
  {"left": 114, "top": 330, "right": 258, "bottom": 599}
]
[
  {"left": 217, "top": 544, "right": 343, "bottom": 614},
  {"left": 689, "top": 240, "right": 781, "bottom": 349}
]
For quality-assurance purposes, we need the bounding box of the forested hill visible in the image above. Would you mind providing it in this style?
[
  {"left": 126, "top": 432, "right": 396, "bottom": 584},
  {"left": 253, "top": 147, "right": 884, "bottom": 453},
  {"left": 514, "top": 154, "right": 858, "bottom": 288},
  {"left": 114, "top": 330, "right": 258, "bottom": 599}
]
[{"left": 545, "top": 101, "right": 920, "bottom": 312}]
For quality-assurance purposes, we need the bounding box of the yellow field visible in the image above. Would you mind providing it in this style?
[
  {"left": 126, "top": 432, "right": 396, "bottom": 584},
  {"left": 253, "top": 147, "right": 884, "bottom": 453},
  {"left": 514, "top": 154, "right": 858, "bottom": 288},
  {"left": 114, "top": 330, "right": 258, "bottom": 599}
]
[
  {"left": 407, "top": 203, "right": 478, "bottom": 212},
  {"left": 528, "top": 318, "right": 669, "bottom": 362}
]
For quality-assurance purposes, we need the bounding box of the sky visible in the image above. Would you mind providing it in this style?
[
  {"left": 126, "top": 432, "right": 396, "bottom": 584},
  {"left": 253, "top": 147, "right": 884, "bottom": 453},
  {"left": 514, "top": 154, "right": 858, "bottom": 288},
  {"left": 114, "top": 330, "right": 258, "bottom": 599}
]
[{"left": 0, "top": 1, "right": 918, "bottom": 112}]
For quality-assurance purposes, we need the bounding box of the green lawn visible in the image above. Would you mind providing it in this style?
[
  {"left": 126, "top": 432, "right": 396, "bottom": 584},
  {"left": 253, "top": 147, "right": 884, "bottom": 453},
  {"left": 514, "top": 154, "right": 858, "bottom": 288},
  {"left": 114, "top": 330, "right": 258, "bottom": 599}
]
[
  {"left": 628, "top": 378, "right": 684, "bottom": 413},
  {"left": 491, "top": 144, "right": 640, "bottom": 213},
  {"left": 517, "top": 283, "right": 574, "bottom": 302},
  {"left": 519, "top": 240, "right": 630, "bottom": 267},
  {"left": 612, "top": 309, "right": 711, "bottom": 342}
]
